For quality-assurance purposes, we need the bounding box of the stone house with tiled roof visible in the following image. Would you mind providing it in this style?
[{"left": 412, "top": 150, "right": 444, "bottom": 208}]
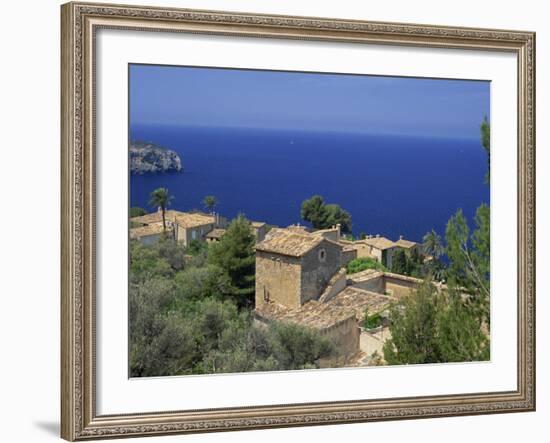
[
  {"left": 360, "top": 235, "right": 398, "bottom": 268},
  {"left": 129, "top": 222, "right": 173, "bottom": 245},
  {"left": 130, "top": 209, "right": 227, "bottom": 246},
  {"left": 394, "top": 235, "right": 422, "bottom": 256},
  {"left": 255, "top": 228, "right": 343, "bottom": 310}
]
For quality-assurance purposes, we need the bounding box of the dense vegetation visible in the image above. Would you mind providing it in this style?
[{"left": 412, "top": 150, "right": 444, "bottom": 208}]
[
  {"left": 390, "top": 248, "right": 424, "bottom": 277},
  {"left": 129, "top": 215, "right": 336, "bottom": 377},
  {"left": 346, "top": 257, "right": 387, "bottom": 274},
  {"left": 382, "top": 281, "right": 490, "bottom": 364}
]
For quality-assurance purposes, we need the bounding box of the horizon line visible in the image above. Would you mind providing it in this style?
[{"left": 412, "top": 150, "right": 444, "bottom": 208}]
[{"left": 129, "top": 122, "right": 482, "bottom": 142}]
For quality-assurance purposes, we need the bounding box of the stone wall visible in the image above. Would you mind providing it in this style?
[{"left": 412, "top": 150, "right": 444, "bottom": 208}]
[
  {"left": 351, "top": 273, "right": 385, "bottom": 293},
  {"left": 319, "top": 316, "right": 360, "bottom": 361},
  {"left": 176, "top": 222, "right": 214, "bottom": 246},
  {"left": 342, "top": 248, "right": 358, "bottom": 266},
  {"left": 318, "top": 268, "right": 347, "bottom": 303},
  {"left": 354, "top": 242, "right": 373, "bottom": 258},
  {"left": 254, "top": 225, "right": 267, "bottom": 242},
  {"left": 255, "top": 251, "right": 302, "bottom": 309},
  {"left": 384, "top": 273, "right": 421, "bottom": 298},
  {"left": 300, "top": 242, "right": 342, "bottom": 304}
]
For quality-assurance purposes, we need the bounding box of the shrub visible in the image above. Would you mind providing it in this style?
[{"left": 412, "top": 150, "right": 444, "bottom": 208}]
[
  {"left": 363, "top": 309, "right": 383, "bottom": 329},
  {"left": 346, "top": 257, "right": 387, "bottom": 274}
]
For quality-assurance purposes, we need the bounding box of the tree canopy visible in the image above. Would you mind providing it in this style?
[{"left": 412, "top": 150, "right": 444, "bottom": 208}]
[
  {"left": 383, "top": 280, "right": 489, "bottom": 365},
  {"left": 129, "top": 236, "right": 336, "bottom": 377},
  {"left": 481, "top": 116, "right": 490, "bottom": 183},
  {"left": 300, "top": 195, "right": 352, "bottom": 233},
  {"left": 149, "top": 187, "right": 173, "bottom": 230},
  {"left": 208, "top": 214, "right": 256, "bottom": 307},
  {"left": 203, "top": 195, "right": 218, "bottom": 213}
]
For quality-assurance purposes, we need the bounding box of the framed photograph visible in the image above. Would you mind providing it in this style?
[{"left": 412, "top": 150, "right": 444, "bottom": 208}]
[{"left": 61, "top": 2, "right": 536, "bottom": 440}]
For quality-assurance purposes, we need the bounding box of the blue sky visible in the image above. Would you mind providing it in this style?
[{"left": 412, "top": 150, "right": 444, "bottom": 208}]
[{"left": 129, "top": 64, "right": 490, "bottom": 139}]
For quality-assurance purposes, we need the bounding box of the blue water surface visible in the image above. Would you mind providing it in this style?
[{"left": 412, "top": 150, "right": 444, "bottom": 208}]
[{"left": 129, "top": 125, "right": 489, "bottom": 242}]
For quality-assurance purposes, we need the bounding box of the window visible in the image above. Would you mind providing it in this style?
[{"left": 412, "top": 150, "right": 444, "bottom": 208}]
[
  {"left": 191, "top": 230, "right": 197, "bottom": 240},
  {"left": 318, "top": 248, "right": 327, "bottom": 262}
]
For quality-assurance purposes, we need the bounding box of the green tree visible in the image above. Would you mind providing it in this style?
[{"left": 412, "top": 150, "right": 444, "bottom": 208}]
[
  {"left": 437, "top": 290, "right": 490, "bottom": 362},
  {"left": 208, "top": 214, "right": 256, "bottom": 306},
  {"left": 346, "top": 257, "right": 387, "bottom": 274},
  {"left": 130, "top": 206, "right": 147, "bottom": 218},
  {"left": 383, "top": 280, "right": 442, "bottom": 365},
  {"left": 300, "top": 195, "right": 326, "bottom": 228},
  {"left": 129, "top": 240, "right": 174, "bottom": 283},
  {"left": 383, "top": 280, "right": 490, "bottom": 365},
  {"left": 423, "top": 229, "right": 444, "bottom": 259},
  {"left": 149, "top": 187, "right": 173, "bottom": 231},
  {"left": 422, "top": 229, "right": 446, "bottom": 280},
  {"left": 391, "top": 248, "right": 409, "bottom": 275},
  {"left": 300, "top": 195, "right": 352, "bottom": 233},
  {"left": 129, "top": 277, "right": 197, "bottom": 377},
  {"left": 267, "top": 322, "right": 335, "bottom": 370},
  {"left": 363, "top": 308, "right": 383, "bottom": 329},
  {"left": 481, "top": 116, "right": 490, "bottom": 183},
  {"left": 445, "top": 207, "right": 490, "bottom": 323},
  {"left": 173, "top": 265, "right": 231, "bottom": 305},
  {"left": 203, "top": 195, "right": 218, "bottom": 213},
  {"left": 152, "top": 237, "right": 186, "bottom": 271}
]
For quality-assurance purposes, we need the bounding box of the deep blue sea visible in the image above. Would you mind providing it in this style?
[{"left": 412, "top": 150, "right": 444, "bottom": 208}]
[{"left": 130, "top": 125, "right": 489, "bottom": 243}]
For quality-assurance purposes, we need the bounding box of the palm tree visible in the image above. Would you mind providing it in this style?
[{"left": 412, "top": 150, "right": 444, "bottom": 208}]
[
  {"left": 149, "top": 187, "right": 173, "bottom": 231},
  {"left": 423, "top": 229, "right": 444, "bottom": 259},
  {"left": 203, "top": 195, "right": 218, "bottom": 214}
]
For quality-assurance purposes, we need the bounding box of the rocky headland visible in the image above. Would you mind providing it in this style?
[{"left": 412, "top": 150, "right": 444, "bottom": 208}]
[{"left": 130, "top": 142, "right": 183, "bottom": 174}]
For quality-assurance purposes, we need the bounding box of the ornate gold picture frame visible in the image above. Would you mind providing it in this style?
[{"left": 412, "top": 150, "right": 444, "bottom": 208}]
[{"left": 61, "top": 2, "right": 535, "bottom": 440}]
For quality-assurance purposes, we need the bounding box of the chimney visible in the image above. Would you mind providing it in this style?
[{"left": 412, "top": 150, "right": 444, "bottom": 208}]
[
  {"left": 157, "top": 206, "right": 162, "bottom": 213},
  {"left": 399, "top": 235, "right": 403, "bottom": 240},
  {"left": 376, "top": 234, "right": 380, "bottom": 238}
]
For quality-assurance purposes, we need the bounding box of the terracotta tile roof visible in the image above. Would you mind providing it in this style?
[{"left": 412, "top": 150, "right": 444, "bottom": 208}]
[
  {"left": 130, "top": 210, "right": 178, "bottom": 225},
  {"left": 255, "top": 286, "right": 392, "bottom": 330},
  {"left": 130, "top": 222, "right": 172, "bottom": 239},
  {"left": 256, "top": 228, "right": 333, "bottom": 257},
  {"left": 286, "top": 224, "right": 312, "bottom": 233},
  {"left": 311, "top": 227, "right": 339, "bottom": 236},
  {"left": 395, "top": 238, "right": 418, "bottom": 249},
  {"left": 255, "top": 300, "right": 354, "bottom": 329},
  {"left": 174, "top": 212, "right": 215, "bottom": 229},
  {"left": 329, "top": 286, "right": 392, "bottom": 321},
  {"left": 347, "top": 269, "right": 385, "bottom": 285},
  {"left": 131, "top": 210, "right": 215, "bottom": 229},
  {"left": 205, "top": 228, "right": 226, "bottom": 239},
  {"left": 362, "top": 236, "right": 396, "bottom": 250}
]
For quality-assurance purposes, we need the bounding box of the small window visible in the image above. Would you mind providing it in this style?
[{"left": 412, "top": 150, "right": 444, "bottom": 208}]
[
  {"left": 318, "top": 248, "right": 327, "bottom": 262},
  {"left": 191, "top": 230, "right": 197, "bottom": 240}
]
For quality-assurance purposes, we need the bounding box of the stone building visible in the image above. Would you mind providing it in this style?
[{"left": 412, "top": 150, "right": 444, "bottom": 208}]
[
  {"left": 254, "top": 227, "right": 427, "bottom": 366},
  {"left": 251, "top": 221, "right": 268, "bottom": 243},
  {"left": 255, "top": 228, "right": 343, "bottom": 310},
  {"left": 361, "top": 235, "right": 398, "bottom": 268},
  {"left": 204, "top": 221, "right": 268, "bottom": 244},
  {"left": 129, "top": 222, "right": 173, "bottom": 245},
  {"left": 394, "top": 235, "right": 422, "bottom": 255},
  {"left": 130, "top": 209, "right": 227, "bottom": 246}
]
